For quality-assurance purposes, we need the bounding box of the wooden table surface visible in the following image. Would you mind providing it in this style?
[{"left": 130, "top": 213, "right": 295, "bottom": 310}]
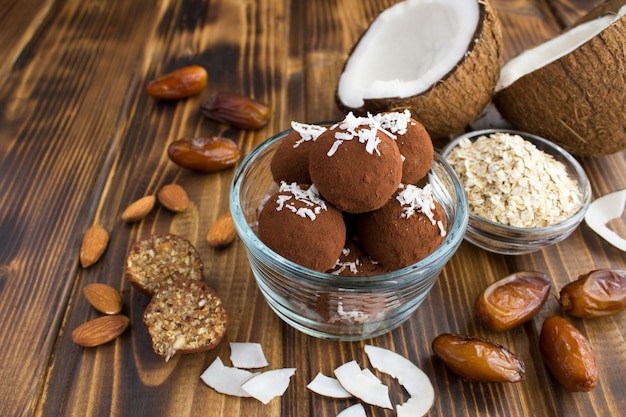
[{"left": 1, "top": 0, "right": 625, "bottom": 416}]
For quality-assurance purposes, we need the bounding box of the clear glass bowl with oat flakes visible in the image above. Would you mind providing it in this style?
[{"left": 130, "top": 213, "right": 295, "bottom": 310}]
[{"left": 441, "top": 129, "right": 591, "bottom": 255}]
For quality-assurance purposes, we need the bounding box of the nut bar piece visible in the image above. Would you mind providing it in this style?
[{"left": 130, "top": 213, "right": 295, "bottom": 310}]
[
  {"left": 143, "top": 279, "right": 228, "bottom": 361},
  {"left": 126, "top": 233, "right": 204, "bottom": 296}
]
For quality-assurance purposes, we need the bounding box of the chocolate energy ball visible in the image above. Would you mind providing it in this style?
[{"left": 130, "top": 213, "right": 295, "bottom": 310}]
[
  {"left": 270, "top": 122, "right": 327, "bottom": 184},
  {"left": 327, "top": 237, "right": 389, "bottom": 277},
  {"left": 357, "top": 184, "right": 447, "bottom": 270},
  {"left": 308, "top": 113, "right": 403, "bottom": 214},
  {"left": 374, "top": 110, "right": 434, "bottom": 185},
  {"left": 258, "top": 182, "right": 346, "bottom": 272}
]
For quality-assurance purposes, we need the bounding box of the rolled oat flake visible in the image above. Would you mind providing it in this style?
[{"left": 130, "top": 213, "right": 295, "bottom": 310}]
[{"left": 446, "top": 132, "right": 581, "bottom": 228}]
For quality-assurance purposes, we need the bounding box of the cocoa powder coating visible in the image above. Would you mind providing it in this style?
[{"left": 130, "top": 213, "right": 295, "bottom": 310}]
[
  {"left": 258, "top": 184, "right": 346, "bottom": 272},
  {"left": 308, "top": 125, "right": 402, "bottom": 214},
  {"left": 357, "top": 188, "right": 447, "bottom": 270}
]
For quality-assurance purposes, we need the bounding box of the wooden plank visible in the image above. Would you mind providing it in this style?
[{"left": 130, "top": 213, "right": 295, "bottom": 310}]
[
  {"left": 33, "top": 0, "right": 290, "bottom": 416},
  {"left": 0, "top": 1, "right": 167, "bottom": 416},
  {"left": 0, "top": 0, "right": 56, "bottom": 83},
  {"left": 0, "top": 0, "right": 622, "bottom": 416}
]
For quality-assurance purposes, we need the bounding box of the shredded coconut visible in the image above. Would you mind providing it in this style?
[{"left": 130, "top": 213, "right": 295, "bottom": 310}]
[
  {"left": 396, "top": 184, "right": 446, "bottom": 237},
  {"left": 291, "top": 121, "right": 327, "bottom": 148},
  {"left": 373, "top": 109, "right": 412, "bottom": 135},
  {"left": 327, "top": 112, "right": 404, "bottom": 157},
  {"left": 446, "top": 132, "right": 581, "bottom": 227},
  {"left": 275, "top": 182, "right": 328, "bottom": 221}
]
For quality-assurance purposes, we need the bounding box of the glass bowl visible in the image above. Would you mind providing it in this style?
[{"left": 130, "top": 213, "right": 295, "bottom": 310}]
[
  {"left": 440, "top": 129, "right": 591, "bottom": 255},
  {"left": 230, "top": 126, "right": 469, "bottom": 341}
]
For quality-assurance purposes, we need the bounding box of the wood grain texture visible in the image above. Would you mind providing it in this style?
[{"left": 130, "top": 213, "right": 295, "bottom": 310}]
[{"left": 0, "top": 0, "right": 624, "bottom": 416}]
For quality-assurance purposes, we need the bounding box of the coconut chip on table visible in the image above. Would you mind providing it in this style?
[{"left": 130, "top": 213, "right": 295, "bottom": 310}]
[
  {"left": 307, "top": 345, "right": 434, "bottom": 417},
  {"left": 230, "top": 342, "right": 269, "bottom": 368},
  {"left": 201, "top": 342, "right": 295, "bottom": 403},
  {"left": 201, "top": 342, "right": 434, "bottom": 416},
  {"left": 585, "top": 189, "right": 626, "bottom": 252}
]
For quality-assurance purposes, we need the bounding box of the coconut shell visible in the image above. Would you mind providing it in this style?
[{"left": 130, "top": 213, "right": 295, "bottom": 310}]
[
  {"left": 335, "top": 1, "right": 503, "bottom": 139},
  {"left": 494, "top": 0, "right": 626, "bottom": 157}
]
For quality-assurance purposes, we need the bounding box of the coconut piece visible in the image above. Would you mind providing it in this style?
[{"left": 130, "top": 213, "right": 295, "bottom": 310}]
[
  {"left": 337, "top": 403, "right": 367, "bottom": 417},
  {"left": 333, "top": 360, "right": 393, "bottom": 409},
  {"left": 335, "top": 0, "right": 502, "bottom": 138},
  {"left": 494, "top": 1, "right": 626, "bottom": 156},
  {"left": 361, "top": 368, "right": 382, "bottom": 384},
  {"left": 200, "top": 357, "right": 257, "bottom": 397},
  {"left": 364, "top": 345, "right": 434, "bottom": 417},
  {"left": 307, "top": 372, "right": 352, "bottom": 399},
  {"left": 396, "top": 395, "right": 432, "bottom": 417},
  {"left": 241, "top": 368, "right": 297, "bottom": 404},
  {"left": 585, "top": 189, "right": 626, "bottom": 251},
  {"left": 230, "top": 342, "right": 269, "bottom": 369}
]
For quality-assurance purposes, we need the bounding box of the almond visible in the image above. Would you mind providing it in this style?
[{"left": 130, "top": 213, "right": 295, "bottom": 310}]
[
  {"left": 207, "top": 214, "right": 237, "bottom": 248},
  {"left": 71, "top": 315, "right": 130, "bottom": 347},
  {"left": 121, "top": 195, "right": 155, "bottom": 223},
  {"left": 158, "top": 184, "right": 189, "bottom": 213},
  {"left": 83, "top": 283, "right": 123, "bottom": 315},
  {"left": 79, "top": 225, "right": 109, "bottom": 268}
]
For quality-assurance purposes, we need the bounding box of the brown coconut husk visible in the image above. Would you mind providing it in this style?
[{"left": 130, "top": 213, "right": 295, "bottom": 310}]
[
  {"left": 335, "top": 0, "right": 503, "bottom": 139},
  {"left": 494, "top": 0, "right": 626, "bottom": 157}
]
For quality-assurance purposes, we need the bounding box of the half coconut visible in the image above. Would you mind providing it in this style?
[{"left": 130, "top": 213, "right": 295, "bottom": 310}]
[
  {"left": 335, "top": 0, "right": 502, "bottom": 138},
  {"left": 494, "top": 0, "right": 626, "bottom": 156}
]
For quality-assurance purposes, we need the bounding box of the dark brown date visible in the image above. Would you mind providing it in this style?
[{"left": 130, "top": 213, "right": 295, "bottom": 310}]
[
  {"left": 475, "top": 271, "right": 551, "bottom": 332},
  {"left": 559, "top": 269, "right": 626, "bottom": 318},
  {"left": 539, "top": 316, "right": 598, "bottom": 392},
  {"left": 146, "top": 65, "right": 207, "bottom": 100},
  {"left": 432, "top": 333, "right": 525, "bottom": 383},
  {"left": 168, "top": 137, "right": 240, "bottom": 173},
  {"left": 201, "top": 92, "right": 271, "bottom": 130}
]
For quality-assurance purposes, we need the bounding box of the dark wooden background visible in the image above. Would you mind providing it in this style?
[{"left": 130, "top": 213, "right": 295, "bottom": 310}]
[{"left": 0, "top": 0, "right": 624, "bottom": 416}]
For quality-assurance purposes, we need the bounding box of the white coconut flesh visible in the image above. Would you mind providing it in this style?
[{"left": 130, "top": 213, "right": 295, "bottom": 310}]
[
  {"left": 497, "top": 5, "right": 626, "bottom": 91},
  {"left": 337, "top": 403, "right": 367, "bottom": 417},
  {"left": 585, "top": 189, "right": 626, "bottom": 252},
  {"left": 307, "top": 372, "right": 353, "bottom": 398},
  {"left": 337, "top": 0, "right": 479, "bottom": 108},
  {"left": 200, "top": 357, "right": 258, "bottom": 397}
]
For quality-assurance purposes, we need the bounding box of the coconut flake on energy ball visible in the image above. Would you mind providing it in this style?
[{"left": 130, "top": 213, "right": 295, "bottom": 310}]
[
  {"left": 335, "top": 0, "right": 502, "bottom": 138},
  {"left": 257, "top": 182, "right": 346, "bottom": 272},
  {"left": 357, "top": 183, "right": 447, "bottom": 270},
  {"left": 270, "top": 122, "right": 327, "bottom": 184},
  {"left": 308, "top": 112, "right": 403, "bottom": 214},
  {"left": 494, "top": 0, "right": 626, "bottom": 156}
]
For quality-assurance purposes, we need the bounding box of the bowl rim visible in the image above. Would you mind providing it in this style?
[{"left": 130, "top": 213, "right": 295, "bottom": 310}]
[
  {"left": 230, "top": 124, "right": 469, "bottom": 286},
  {"left": 440, "top": 128, "right": 592, "bottom": 233}
]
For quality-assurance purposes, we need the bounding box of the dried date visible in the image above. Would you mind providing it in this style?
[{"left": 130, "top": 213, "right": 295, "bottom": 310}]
[
  {"left": 146, "top": 65, "right": 208, "bottom": 100},
  {"left": 201, "top": 92, "right": 271, "bottom": 129},
  {"left": 559, "top": 269, "right": 626, "bottom": 318},
  {"left": 168, "top": 137, "right": 241, "bottom": 173},
  {"left": 475, "top": 271, "right": 551, "bottom": 332},
  {"left": 432, "top": 333, "right": 525, "bottom": 383},
  {"left": 539, "top": 316, "right": 598, "bottom": 392}
]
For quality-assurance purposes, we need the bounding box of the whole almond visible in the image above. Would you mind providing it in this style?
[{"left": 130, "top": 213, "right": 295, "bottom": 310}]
[
  {"left": 158, "top": 184, "right": 189, "bottom": 213},
  {"left": 71, "top": 315, "right": 130, "bottom": 347},
  {"left": 207, "top": 214, "right": 237, "bottom": 248},
  {"left": 121, "top": 195, "right": 155, "bottom": 223},
  {"left": 79, "top": 225, "right": 109, "bottom": 268},
  {"left": 83, "top": 283, "right": 123, "bottom": 315}
]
